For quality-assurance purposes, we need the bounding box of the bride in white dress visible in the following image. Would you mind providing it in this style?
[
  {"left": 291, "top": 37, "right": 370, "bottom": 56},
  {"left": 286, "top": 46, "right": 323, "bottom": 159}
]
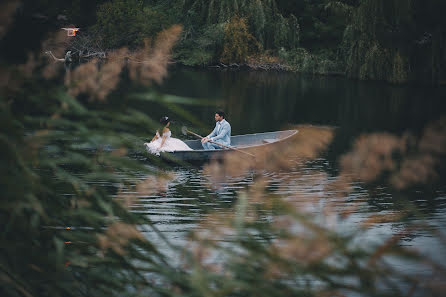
[{"left": 144, "top": 116, "right": 193, "bottom": 155}]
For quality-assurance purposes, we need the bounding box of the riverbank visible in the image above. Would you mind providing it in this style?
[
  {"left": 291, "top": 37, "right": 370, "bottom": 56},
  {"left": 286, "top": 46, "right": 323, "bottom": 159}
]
[
  {"left": 199, "top": 61, "right": 345, "bottom": 77},
  {"left": 175, "top": 48, "right": 346, "bottom": 77}
]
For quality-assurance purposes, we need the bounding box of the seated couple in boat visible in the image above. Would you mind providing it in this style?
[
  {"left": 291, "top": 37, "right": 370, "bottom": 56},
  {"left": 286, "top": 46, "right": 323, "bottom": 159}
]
[{"left": 144, "top": 111, "right": 231, "bottom": 155}]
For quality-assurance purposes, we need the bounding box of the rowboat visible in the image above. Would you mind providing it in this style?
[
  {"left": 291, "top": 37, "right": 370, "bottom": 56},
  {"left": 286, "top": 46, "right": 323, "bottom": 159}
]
[{"left": 158, "top": 130, "right": 298, "bottom": 162}]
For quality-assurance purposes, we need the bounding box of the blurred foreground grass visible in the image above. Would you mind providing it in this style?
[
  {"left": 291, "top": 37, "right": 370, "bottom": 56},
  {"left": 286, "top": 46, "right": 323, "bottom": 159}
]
[{"left": 1, "top": 4, "right": 446, "bottom": 296}]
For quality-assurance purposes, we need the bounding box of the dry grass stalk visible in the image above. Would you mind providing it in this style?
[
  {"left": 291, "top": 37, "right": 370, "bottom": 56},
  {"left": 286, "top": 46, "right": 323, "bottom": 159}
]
[
  {"left": 244, "top": 177, "right": 268, "bottom": 204},
  {"left": 0, "top": 67, "right": 12, "bottom": 90},
  {"left": 0, "top": 0, "right": 19, "bottom": 40},
  {"left": 116, "top": 172, "right": 176, "bottom": 209},
  {"left": 135, "top": 173, "right": 175, "bottom": 196},
  {"left": 17, "top": 53, "right": 37, "bottom": 78},
  {"left": 391, "top": 117, "right": 446, "bottom": 189},
  {"left": 360, "top": 212, "right": 405, "bottom": 229},
  {"left": 66, "top": 25, "right": 182, "bottom": 101},
  {"left": 419, "top": 117, "right": 446, "bottom": 154},
  {"left": 203, "top": 125, "right": 334, "bottom": 187},
  {"left": 41, "top": 29, "right": 71, "bottom": 59},
  {"left": 194, "top": 212, "right": 236, "bottom": 239},
  {"left": 390, "top": 154, "right": 437, "bottom": 189},
  {"left": 116, "top": 192, "right": 137, "bottom": 210},
  {"left": 340, "top": 133, "right": 405, "bottom": 183},
  {"left": 110, "top": 147, "right": 128, "bottom": 157},
  {"left": 1, "top": 30, "right": 70, "bottom": 93},
  {"left": 271, "top": 234, "right": 332, "bottom": 265},
  {"left": 184, "top": 240, "right": 224, "bottom": 273},
  {"left": 325, "top": 175, "right": 355, "bottom": 198},
  {"left": 340, "top": 117, "right": 446, "bottom": 190},
  {"left": 65, "top": 58, "right": 99, "bottom": 98},
  {"left": 280, "top": 171, "right": 329, "bottom": 202},
  {"left": 269, "top": 170, "right": 350, "bottom": 230},
  {"left": 128, "top": 25, "right": 182, "bottom": 85},
  {"left": 195, "top": 126, "right": 336, "bottom": 275},
  {"left": 338, "top": 201, "right": 362, "bottom": 219},
  {"left": 424, "top": 280, "right": 446, "bottom": 297},
  {"left": 187, "top": 121, "right": 446, "bottom": 295},
  {"left": 73, "top": 198, "right": 91, "bottom": 209},
  {"left": 367, "top": 229, "right": 410, "bottom": 265},
  {"left": 97, "top": 222, "right": 144, "bottom": 255},
  {"left": 65, "top": 47, "right": 129, "bottom": 101}
]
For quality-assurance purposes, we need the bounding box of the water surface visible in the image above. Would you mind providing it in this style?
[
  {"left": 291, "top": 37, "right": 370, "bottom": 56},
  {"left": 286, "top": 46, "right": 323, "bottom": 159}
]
[{"left": 133, "top": 67, "right": 446, "bottom": 278}]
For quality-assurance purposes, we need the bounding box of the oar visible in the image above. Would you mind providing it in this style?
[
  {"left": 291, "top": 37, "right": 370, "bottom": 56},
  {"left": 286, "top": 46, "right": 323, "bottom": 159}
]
[{"left": 181, "top": 127, "right": 255, "bottom": 158}]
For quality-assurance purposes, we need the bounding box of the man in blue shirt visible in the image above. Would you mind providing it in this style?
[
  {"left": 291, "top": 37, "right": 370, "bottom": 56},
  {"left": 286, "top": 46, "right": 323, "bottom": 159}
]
[{"left": 201, "top": 110, "right": 231, "bottom": 150}]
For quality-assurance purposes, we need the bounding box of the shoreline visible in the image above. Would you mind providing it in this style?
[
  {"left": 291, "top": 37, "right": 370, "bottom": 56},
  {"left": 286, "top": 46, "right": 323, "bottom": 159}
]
[
  {"left": 172, "top": 61, "right": 444, "bottom": 86},
  {"left": 63, "top": 47, "right": 442, "bottom": 86},
  {"left": 175, "top": 60, "right": 346, "bottom": 77}
]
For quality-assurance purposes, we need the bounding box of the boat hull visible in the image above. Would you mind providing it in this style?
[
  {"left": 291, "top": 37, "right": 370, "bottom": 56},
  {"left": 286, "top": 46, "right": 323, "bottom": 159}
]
[{"left": 158, "top": 130, "right": 298, "bottom": 163}]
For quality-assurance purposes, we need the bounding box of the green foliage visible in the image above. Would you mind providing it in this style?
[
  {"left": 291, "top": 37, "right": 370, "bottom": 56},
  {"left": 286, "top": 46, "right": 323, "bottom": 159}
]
[
  {"left": 174, "top": 47, "right": 214, "bottom": 66},
  {"left": 95, "top": 0, "right": 144, "bottom": 48},
  {"left": 2, "top": 2, "right": 445, "bottom": 296},
  {"left": 95, "top": 0, "right": 171, "bottom": 49},
  {"left": 2, "top": 91, "right": 147, "bottom": 296},
  {"left": 343, "top": 0, "right": 446, "bottom": 84},
  {"left": 279, "top": 47, "right": 343, "bottom": 75},
  {"left": 286, "top": 14, "right": 300, "bottom": 49},
  {"left": 174, "top": 23, "right": 225, "bottom": 66},
  {"left": 272, "top": 0, "right": 357, "bottom": 50},
  {"left": 270, "top": 13, "right": 300, "bottom": 50},
  {"left": 22, "top": 0, "right": 446, "bottom": 83},
  {"left": 172, "top": 0, "right": 299, "bottom": 65},
  {"left": 1, "top": 65, "right": 444, "bottom": 296},
  {"left": 84, "top": 0, "right": 359, "bottom": 67},
  {"left": 220, "top": 16, "right": 260, "bottom": 63},
  {"left": 0, "top": 17, "right": 186, "bottom": 296}
]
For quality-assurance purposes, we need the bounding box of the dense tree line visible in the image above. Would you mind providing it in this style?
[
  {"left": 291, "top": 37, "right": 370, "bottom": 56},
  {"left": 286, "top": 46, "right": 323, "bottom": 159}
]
[
  {"left": 4, "top": 0, "right": 444, "bottom": 84},
  {"left": 344, "top": 0, "right": 446, "bottom": 85}
]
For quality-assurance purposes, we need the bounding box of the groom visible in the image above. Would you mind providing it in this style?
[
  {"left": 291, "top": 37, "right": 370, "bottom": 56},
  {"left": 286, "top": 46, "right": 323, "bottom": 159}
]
[{"left": 201, "top": 110, "right": 231, "bottom": 150}]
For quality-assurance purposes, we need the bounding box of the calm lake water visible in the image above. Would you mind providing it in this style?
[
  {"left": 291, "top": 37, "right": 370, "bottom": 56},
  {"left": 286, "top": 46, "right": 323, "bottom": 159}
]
[{"left": 127, "top": 67, "right": 446, "bottom": 280}]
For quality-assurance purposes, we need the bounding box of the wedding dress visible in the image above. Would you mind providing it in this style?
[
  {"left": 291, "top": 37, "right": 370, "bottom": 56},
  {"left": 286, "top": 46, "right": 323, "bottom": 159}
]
[{"left": 144, "top": 130, "right": 192, "bottom": 156}]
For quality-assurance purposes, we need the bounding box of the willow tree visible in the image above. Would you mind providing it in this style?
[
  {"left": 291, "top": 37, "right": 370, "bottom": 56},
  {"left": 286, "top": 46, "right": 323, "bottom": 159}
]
[
  {"left": 179, "top": 0, "right": 300, "bottom": 51},
  {"left": 344, "top": 0, "right": 446, "bottom": 85},
  {"left": 220, "top": 16, "right": 260, "bottom": 63}
]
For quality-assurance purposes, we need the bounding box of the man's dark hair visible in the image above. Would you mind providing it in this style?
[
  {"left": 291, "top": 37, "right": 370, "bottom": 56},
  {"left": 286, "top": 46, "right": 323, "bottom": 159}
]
[{"left": 216, "top": 110, "right": 225, "bottom": 118}]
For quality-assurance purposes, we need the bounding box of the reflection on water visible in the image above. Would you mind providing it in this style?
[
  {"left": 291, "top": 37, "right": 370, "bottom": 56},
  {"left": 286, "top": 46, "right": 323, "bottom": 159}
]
[
  {"left": 135, "top": 67, "right": 446, "bottom": 271},
  {"left": 119, "top": 151, "right": 446, "bottom": 270},
  {"left": 156, "top": 67, "right": 446, "bottom": 136}
]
